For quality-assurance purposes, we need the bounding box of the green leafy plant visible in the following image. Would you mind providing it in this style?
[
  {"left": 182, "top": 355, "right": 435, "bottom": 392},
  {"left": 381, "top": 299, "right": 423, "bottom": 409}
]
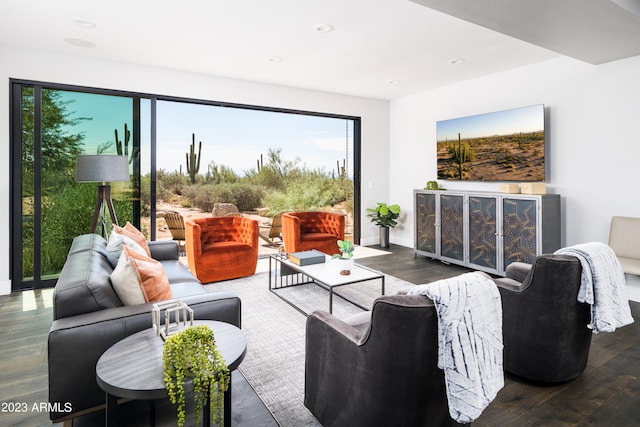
[
  {"left": 333, "top": 239, "right": 354, "bottom": 259},
  {"left": 163, "top": 325, "right": 229, "bottom": 427},
  {"left": 366, "top": 203, "right": 401, "bottom": 228}
]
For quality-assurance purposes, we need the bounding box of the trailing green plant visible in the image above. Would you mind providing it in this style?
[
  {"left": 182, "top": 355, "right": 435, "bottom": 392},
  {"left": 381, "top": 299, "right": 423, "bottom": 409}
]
[
  {"left": 333, "top": 239, "right": 354, "bottom": 259},
  {"left": 366, "top": 203, "right": 401, "bottom": 228},
  {"left": 163, "top": 325, "right": 229, "bottom": 427},
  {"left": 186, "top": 133, "right": 202, "bottom": 184}
]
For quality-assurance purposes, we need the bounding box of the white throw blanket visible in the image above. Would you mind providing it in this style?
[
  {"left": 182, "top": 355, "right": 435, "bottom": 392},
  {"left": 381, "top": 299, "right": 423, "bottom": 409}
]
[
  {"left": 407, "top": 272, "right": 503, "bottom": 423},
  {"left": 555, "top": 242, "right": 634, "bottom": 333}
]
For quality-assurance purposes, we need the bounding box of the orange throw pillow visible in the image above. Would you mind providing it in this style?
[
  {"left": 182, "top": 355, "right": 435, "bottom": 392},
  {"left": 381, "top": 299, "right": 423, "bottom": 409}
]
[
  {"left": 114, "top": 222, "right": 151, "bottom": 256},
  {"left": 123, "top": 246, "right": 172, "bottom": 302}
]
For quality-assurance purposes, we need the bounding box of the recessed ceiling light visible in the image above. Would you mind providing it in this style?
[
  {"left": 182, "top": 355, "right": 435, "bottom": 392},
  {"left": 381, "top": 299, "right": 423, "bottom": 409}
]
[
  {"left": 268, "top": 56, "right": 283, "bottom": 63},
  {"left": 64, "top": 38, "right": 96, "bottom": 48},
  {"left": 448, "top": 58, "right": 466, "bottom": 65},
  {"left": 388, "top": 80, "right": 400, "bottom": 85},
  {"left": 314, "top": 24, "right": 334, "bottom": 33},
  {"left": 73, "top": 19, "right": 96, "bottom": 28}
]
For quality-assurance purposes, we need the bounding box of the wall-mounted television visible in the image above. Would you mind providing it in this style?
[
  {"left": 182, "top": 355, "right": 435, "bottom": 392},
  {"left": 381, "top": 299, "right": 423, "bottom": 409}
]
[{"left": 436, "top": 104, "right": 545, "bottom": 182}]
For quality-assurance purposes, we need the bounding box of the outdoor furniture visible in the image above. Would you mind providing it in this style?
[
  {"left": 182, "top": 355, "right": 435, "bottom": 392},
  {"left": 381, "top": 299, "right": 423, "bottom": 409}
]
[
  {"left": 163, "top": 211, "right": 186, "bottom": 252},
  {"left": 494, "top": 254, "right": 592, "bottom": 382},
  {"left": 305, "top": 294, "right": 461, "bottom": 426},
  {"left": 259, "top": 212, "right": 284, "bottom": 247},
  {"left": 186, "top": 216, "right": 259, "bottom": 283},
  {"left": 608, "top": 215, "right": 640, "bottom": 275},
  {"left": 282, "top": 211, "right": 345, "bottom": 255}
]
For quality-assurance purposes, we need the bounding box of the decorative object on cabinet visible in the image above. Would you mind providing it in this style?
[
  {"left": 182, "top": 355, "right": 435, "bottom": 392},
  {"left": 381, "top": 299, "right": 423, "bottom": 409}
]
[
  {"left": 521, "top": 182, "right": 547, "bottom": 194},
  {"left": 414, "top": 189, "right": 560, "bottom": 276},
  {"left": 499, "top": 183, "right": 520, "bottom": 194},
  {"left": 425, "top": 180, "right": 445, "bottom": 190}
]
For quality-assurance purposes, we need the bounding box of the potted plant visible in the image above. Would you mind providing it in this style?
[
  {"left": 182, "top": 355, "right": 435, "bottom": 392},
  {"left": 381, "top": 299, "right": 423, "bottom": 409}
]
[
  {"left": 332, "top": 239, "right": 355, "bottom": 275},
  {"left": 366, "top": 203, "right": 401, "bottom": 248},
  {"left": 163, "top": 325, "right": 229, "bottom": 427}
]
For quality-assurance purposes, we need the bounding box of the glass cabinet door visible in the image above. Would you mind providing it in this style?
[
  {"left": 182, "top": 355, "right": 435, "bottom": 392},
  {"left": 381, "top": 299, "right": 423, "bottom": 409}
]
[
  {"left": 468, "top": 195, "right": 497, "bottom": 271},
  {"left": 502, "top": 197, "right": 537, "bottom": 269},
  {"left": 415, "top": 192, "right": 437, "bottom": 255},
  {"left": 439, "top": 194, "right": 464, "bottom": 261}
]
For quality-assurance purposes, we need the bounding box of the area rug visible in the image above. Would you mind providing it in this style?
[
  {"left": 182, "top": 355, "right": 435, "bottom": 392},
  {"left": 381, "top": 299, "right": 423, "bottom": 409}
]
[{"left": 205, "top": 270, "right": 413, "bottom": 426}]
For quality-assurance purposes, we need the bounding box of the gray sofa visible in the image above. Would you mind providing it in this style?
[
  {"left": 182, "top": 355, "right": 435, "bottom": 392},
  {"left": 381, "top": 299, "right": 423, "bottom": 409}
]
[{"left": 48, "top": 233, "right": 242, "bottom": 423}]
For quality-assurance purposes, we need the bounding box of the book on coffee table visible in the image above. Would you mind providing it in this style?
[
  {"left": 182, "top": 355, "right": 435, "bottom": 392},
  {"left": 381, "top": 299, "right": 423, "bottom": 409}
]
[{"left": 288, "top": 250, "right": 326, "bottom": 266}]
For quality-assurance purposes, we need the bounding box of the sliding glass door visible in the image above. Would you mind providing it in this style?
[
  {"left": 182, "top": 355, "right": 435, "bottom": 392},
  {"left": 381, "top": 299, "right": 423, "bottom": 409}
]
[
  {"left": 12, "top": 84, "right": 139, "bottom": 290},
  {"left": 10, "top": 80, "right": 360, "bottom": 291}
]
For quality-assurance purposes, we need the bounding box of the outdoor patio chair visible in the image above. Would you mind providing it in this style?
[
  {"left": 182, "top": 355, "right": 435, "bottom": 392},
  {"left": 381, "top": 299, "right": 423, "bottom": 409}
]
[
  {"left": 259, "top": 212, "right": 284, "bottom": 247},
  {"left": 185, "top": 216, "right": 259, "bottom": 283},
  {"left": 163, "top": 211, "right": 186, "bottom": 252},
  {"left": 282, "top": 211, "right": 345, "bottom": 255}
]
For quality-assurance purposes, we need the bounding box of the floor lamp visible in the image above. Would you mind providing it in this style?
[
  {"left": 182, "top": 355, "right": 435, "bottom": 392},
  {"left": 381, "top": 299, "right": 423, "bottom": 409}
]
[{"left": 75, "top": 155, "right": 130, "bottom": 237}]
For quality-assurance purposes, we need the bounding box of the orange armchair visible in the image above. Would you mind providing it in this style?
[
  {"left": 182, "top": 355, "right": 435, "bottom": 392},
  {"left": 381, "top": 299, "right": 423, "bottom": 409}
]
[
  {"left": 185, "top": 216, "right": 259, "bottom": 283},
  {"left": 282, "top": 211, "right": 345, "bottom": 255}
]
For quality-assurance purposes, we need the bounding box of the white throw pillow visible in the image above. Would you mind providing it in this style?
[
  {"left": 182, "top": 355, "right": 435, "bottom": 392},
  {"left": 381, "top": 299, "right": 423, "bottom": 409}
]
[
  {"left": 110, "top": 250, "right": 146, "bottom": 305},
  {"left": 106, "top": 231, "right": 147, "bottom": 267}
]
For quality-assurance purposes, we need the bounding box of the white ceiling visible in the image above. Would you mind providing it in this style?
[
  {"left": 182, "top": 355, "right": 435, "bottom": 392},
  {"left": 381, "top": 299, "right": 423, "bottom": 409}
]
[{"left": 0, "top": 0, "right": 638, "bottom": 100}]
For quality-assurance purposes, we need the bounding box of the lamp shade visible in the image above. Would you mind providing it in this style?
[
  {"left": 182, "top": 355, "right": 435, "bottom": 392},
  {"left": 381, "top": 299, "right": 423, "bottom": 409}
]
[{"left": 75, "top": 155, "right": 130, "bottom": 183}]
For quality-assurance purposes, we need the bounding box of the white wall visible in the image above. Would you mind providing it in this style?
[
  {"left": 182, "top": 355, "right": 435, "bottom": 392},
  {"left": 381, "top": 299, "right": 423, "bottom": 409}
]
[
  {"left": 389, "top": 55, "right": 640, "bottom": 250},
  {"left": 0, "top": 45, "right": 390, "bottom": 295}
]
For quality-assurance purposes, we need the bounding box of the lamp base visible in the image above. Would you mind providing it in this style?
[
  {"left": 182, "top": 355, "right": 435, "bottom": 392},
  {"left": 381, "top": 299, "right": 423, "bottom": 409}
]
[{"left": 90, "top": 185, "right": 119, "bottom": 237}]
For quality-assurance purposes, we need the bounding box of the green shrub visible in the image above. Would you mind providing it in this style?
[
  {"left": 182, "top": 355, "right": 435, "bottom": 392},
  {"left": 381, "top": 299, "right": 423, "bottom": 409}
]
[{"left": 181, "top": 183, "right": 265, "bottom": 212}]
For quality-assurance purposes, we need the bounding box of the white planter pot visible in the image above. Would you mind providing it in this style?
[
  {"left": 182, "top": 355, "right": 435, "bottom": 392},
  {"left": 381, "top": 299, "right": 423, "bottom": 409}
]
[{"left": 328, "top": 257, "right": 354, "bottom": 275}]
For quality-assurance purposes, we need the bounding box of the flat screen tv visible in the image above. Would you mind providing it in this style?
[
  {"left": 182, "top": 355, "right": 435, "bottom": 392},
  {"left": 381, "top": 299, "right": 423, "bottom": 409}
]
[{"left": 436, "top": 104, "right": 545, "bottom": 181}]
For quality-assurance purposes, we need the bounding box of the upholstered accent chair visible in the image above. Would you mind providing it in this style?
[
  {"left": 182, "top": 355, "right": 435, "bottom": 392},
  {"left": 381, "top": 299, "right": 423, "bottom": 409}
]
[
  {"left": 495, "top": 254, "right": 592, "bottom": 382},
  {"left": 281, "top": 211, "right": 345, "bottom": 255},
  {"left": 305, "top": 295, "right": 463, "bottom": 427},
  {"left": 185, "top": 216, "right": 259, "bottom": 283},
  {"left": 608, "top": 215, "right": 640, "bottom": 275}
]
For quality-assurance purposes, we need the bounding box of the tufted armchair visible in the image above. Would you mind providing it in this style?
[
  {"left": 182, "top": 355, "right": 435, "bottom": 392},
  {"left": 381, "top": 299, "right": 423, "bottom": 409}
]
[
  {"left": 185, "top": 216, "right": 259, "bottom": 283},
  {"left": 494, "top": 254, "right": 592, "bottom": 382},
  {"left": 282, "top": 211, "right": 345, "bottom": 255}
]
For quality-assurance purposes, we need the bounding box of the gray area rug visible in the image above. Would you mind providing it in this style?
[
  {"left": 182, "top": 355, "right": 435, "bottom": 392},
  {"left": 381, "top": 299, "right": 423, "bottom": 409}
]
[{"left": 205, "top": 270, "right": 413, "bottom": 426}]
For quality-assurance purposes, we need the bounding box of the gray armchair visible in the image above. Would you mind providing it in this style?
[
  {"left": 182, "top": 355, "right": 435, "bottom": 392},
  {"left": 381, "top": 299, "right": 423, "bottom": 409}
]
[
  {"left": 304, "top": 295, "right": 464, "bottom": 427},
  {"left": 495, "top": 254, "right": 592, "bottom": 382}
]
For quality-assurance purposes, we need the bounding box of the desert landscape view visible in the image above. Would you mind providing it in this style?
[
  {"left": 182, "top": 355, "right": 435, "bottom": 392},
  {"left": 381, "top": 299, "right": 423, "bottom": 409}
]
[{"left": 437, "top": 131, "right": 545, "bottom": 181}]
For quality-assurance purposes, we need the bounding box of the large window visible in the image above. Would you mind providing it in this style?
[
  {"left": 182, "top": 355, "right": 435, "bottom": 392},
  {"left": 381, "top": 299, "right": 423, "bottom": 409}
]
[{"left": 10, "top": 80, "right": 360, "bottom": 291}]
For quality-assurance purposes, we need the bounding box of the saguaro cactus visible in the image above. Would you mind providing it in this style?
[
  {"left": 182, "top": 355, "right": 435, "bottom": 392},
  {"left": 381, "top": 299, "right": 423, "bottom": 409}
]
[
  {"left": 115, "top": 123, "right": 132, "bottom": 162},
  {"left": 186, "top": 133, "right": 202, "bottom": 184}
]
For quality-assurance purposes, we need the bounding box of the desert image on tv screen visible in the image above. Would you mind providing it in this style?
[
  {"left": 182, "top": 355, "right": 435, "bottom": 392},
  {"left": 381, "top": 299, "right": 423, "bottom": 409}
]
[{"left": 437, "top": 104, "right": 545, "bottom": 181}]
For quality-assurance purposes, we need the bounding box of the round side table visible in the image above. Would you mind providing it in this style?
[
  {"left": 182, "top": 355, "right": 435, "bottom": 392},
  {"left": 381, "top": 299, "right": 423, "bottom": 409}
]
[{"left": 96, "top": 320, "right": 246, "bottom": 426}]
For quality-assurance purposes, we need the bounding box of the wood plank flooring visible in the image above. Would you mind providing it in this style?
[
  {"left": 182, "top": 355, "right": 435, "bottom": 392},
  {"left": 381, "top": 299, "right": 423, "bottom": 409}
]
[{"left": 0, "top": 244, "right": 638, "bottom": 426}]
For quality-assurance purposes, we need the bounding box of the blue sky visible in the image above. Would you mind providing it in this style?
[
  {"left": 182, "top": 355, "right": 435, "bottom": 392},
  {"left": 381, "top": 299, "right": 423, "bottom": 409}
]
[
  {"left": 60, "top": 91, "right": 354, "bottom": 178},
  {"left": 436, "top": 104, "right": 544, "bottom": 142}
]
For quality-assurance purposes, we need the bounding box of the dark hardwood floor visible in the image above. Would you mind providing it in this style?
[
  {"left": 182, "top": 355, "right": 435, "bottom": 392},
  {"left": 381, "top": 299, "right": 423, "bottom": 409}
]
[{"left": 1, "top": 244, "right": 638, "bottom": 426}]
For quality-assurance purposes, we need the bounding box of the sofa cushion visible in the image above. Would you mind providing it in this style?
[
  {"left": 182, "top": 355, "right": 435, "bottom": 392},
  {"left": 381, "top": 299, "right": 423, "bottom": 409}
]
[
  {"left": 114, "top": 222, "right": 151, "bottom": 256},
  {"left": 170, "top": 281, "right": 209, "bottom": 298},
  {"left": 106, "top": 231, "right": 147, "bottom": 267},
  {"left": 110, "top": 250, "right": 147, "bottom": 305},
  {"left": 125, "top": 247, "right": 173, "bottom": 302},
  {"left": 54, "top": 246, "right": 123, "bottom": 320}
]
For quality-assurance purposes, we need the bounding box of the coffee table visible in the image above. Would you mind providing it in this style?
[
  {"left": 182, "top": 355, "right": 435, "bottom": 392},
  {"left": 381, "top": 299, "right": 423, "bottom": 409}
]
[
  {"left": 269, "top": 253, "right": 385, "bottom": 316},
  {"left": 96, "top": 320, "right": 246, "bottom": 427}
]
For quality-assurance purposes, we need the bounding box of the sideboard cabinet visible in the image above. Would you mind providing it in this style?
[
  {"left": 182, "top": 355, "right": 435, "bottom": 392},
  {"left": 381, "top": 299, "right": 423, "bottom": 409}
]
[{"left": 414, "top": 189, "right": 561, "bottom": 275}]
